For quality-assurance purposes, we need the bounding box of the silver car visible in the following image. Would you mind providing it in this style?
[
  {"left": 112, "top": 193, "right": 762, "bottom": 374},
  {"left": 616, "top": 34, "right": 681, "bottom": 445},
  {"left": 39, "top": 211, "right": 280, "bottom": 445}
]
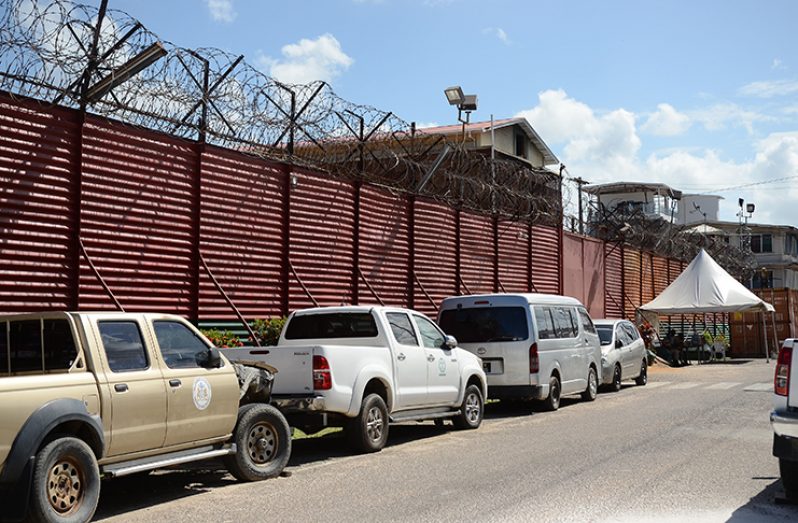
[{"left": 594, "top": 319, "right": 648, "bottom": 391}]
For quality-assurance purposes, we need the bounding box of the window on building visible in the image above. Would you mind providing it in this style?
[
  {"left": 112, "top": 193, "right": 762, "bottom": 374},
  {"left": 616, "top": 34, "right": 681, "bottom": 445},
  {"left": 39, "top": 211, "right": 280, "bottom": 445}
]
[
  {"left": 751, "top": 234, "right": 773, "bottom": 253},
  {"left": 751, "top": 270, "right": 773, "bottom": 289}
]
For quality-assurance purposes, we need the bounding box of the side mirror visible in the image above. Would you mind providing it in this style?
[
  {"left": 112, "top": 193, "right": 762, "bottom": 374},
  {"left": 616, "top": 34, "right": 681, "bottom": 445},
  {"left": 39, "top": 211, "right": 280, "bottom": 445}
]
[
  {"left": 197, "top": 347, "right": 223, "bottom": 368},
  {"left": 444, "top": 335, "right": 458, "bottom": 350},
  {"left": 615, "top": 339, "right": 623, "bottom": 349}
]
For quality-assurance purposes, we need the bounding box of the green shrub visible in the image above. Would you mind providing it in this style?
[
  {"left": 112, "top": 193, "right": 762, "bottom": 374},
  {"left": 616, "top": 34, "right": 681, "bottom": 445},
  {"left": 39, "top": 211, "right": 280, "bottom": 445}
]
[
  {"left": 201, "top": 328, "right": 243, "bottom": 348},
  {"left": 251, "top": 317, "right": 287, "bottom": 346}
]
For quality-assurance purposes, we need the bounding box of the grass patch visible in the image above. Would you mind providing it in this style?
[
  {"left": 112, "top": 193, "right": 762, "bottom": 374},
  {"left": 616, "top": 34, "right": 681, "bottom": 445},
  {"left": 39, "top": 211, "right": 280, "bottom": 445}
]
[{"left": 292, "top": 427, "right": 343, "bottom": 440}]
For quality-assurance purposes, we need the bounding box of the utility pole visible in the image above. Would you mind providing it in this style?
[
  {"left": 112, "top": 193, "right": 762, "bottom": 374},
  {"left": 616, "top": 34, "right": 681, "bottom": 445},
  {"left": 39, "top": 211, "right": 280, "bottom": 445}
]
[{"left": 572, "top": 177, "right": 589, "bottom": 235}]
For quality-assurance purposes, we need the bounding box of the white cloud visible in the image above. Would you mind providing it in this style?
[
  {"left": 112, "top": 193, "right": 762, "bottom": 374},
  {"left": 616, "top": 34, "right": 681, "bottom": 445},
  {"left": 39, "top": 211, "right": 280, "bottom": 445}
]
[
  {"left": 772, "top": 58, "right": 786, "bottom": 70},
  {"left": 256, "top": 34, "right": 354, "bottom": 85},
  {"left": 482, "top": 27, "right": 509, "bottom": 45},
  {"left": 689, "top": 103, "right": 773, "bottom": 134},
  {"left": 206, "top": 0, "right": 236, "bottom": 23},
  {"left": 515, "top": 90, "right": 798, "bottom": 226},
  {"left": 640, "top": 103, "right": 691, "bottom": 136},
  {"left": 738, "top": 79, "right": 798, "bottom": 98}
]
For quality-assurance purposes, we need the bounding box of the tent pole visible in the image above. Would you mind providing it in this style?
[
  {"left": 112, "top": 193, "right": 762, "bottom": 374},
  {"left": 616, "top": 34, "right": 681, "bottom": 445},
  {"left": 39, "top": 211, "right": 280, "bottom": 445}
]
[
  {"left": 761, "top": 312, "right": 769, "bottom": 363},
  {"left": 771, "top": 310, "right": 779, "bottom": 355}
]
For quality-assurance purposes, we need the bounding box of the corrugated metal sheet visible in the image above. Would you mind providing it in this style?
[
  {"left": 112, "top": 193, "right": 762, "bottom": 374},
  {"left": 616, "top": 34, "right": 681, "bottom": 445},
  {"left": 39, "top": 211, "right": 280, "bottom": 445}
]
[
  {"left": 604, "top": 243, "right": 624, "bottom": 318},
  {"left": 497, "top": 221, "right": 529, "bottom": 292},
  {"left": 358, "top": 186, "right": 409, "bottom": 307},
  {"left": 562, "top": 233, "right": 584, "bottom": 302},
  {"left": 652, "top": 256, "right": 669, "bottom": 296},
  {"left": 623, "top": 248, "right": 642, "bottom": 321},
  {"left": 413, "top": 199, "right": 456, "bottom": 316},
  {"left": 79, "top": 117, "right": 195, "bottom": 314},
  {"left": 641, "top": 252, "right": 655, "bottom": 304},
  {"left": 0, "top": 95, "right": 78, "bottom": 312},
  {"left": 583, "top": 237, "right": 605, "bottom": 318},
  {"left": 289, "top": 173, "right": 355, "bottom": 309},
  {"left": 459, "top": 211, "right": 494, "bottom": 294},
  {"left": 530, "top": 225, "right": 559, "bottom": 294},
  {"left": 199, "top": 146, "right": 284, "bottom": 320}
]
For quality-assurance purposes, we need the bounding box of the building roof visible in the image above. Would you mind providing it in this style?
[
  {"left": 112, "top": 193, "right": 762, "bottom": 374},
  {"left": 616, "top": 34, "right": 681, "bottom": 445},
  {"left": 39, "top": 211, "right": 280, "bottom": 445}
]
[
  {"left": 582, "top": 181, "right": 682, "bottom": 199},
  {"left": 706, "top": 220, "right": 798, "bottom": 233},
  {"left": 420, "top": 117, "right": 559, "bottom": 166}
]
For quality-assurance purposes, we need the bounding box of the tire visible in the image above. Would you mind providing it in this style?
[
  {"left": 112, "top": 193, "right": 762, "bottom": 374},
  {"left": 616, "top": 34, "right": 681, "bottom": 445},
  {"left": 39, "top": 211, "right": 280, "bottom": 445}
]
[
  {"left": 581, "top": 367, "right": 598, "bottom": 402},
  {"left": 542, "top": 375, "right": 561, "bottom": 411},
  {"left": 29, "top": 437, "right": 100, "bottom": 523},
  {"left": 610, "top": 364, "right": 622, "bottom": 392},
  {"left": 781, "top": 458, "right": 798, "bottom": 498},
  {"left": 452, "top": 384, "right": 484, "bottom": 430},
  {"left": 224, "top": 404, "right": 292, "bottom": 482},
  {"left": 346, "top": 393, "right": 389, "bottom": 453},
  {"left": 635, "top": 360, "right": 648, "bottom": 386}
]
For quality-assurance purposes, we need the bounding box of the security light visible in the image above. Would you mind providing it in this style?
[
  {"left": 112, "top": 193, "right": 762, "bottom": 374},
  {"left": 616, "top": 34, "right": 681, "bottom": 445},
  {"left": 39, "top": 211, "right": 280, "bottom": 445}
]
[
  {"left": 460, "top": 94, "right": 478, "bottom": 111},
  {"left": 746, "top": 203, "right": 755, "bottom": 214},
  {"left": 444, "top": 86, "right": 464, "bottom": 106}
]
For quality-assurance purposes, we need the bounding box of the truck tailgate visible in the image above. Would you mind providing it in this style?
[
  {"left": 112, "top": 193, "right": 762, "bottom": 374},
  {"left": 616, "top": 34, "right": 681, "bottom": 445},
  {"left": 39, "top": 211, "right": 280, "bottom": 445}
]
[{"left": 220, "top": 347, "right": 313, "bottom": 395}]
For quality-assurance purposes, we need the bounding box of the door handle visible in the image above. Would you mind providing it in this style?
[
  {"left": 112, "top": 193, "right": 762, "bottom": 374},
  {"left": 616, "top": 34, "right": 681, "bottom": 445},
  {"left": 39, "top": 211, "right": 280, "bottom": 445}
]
[
  {"left": 169, "top": 379, "right": 182, "bottom": 387},
  {"left": 114, "top": 383, "right": 128, "bottom": 393},
  {"left": 427, "top": 355, "right": 436, "bottom": 362},
  {"left": 397, "top": 353, "right": 406, "bottom": 361}
]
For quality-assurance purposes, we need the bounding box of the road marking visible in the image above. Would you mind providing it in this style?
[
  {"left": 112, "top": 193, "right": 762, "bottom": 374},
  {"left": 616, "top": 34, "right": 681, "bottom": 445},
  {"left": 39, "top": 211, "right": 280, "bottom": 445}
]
[
  {"left": 669, "top": 382, "right": 701, "bottom": 389},
  {"left": 705, "top": 382, "right": 742, "bottom": 390},
  {"left": 644, "top": 381, "right": 671, "bottom": 389},
  {"left": 743, "top": 382, "right": 773, "bottom": 392}
]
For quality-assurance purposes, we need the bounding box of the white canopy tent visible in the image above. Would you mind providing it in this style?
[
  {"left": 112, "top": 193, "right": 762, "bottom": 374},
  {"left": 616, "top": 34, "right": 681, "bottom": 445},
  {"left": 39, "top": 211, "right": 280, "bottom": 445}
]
[{"left": 638, "top": 249, "right": 776, "bottom": 359}]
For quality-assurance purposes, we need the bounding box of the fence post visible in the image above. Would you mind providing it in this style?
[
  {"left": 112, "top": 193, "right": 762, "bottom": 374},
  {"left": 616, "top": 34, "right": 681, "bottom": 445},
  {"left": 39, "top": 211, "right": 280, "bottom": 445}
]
[
  {"left": 352, "top": 180, "right": 361, "bottom": 305},
  {"left": 455, "top": 208, "right": 461, "bottom": 295},
  {"left": 407, "top": 195, "right": 415, "bottom": 309},
  {"left": 280, "top": 165, "right": 291, "bottom": 316}
]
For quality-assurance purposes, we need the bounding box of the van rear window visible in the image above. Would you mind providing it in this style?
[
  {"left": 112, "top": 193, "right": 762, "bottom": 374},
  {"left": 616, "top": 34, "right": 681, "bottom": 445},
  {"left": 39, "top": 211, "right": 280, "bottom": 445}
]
[
  {"left": 284, "top": 313, "right": 379, "bottom": 340},
  {"left": 439, "top": 307, "right": 528, "bottom": 343},
  {"left": 0, "top": 322, "right": 7, "bottom": 374}
]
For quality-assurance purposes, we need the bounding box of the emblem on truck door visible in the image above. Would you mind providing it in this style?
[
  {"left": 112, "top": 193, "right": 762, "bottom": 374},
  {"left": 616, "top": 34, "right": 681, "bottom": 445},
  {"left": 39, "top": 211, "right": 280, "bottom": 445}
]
[
  {"left": 438, "top": 358, "right": 447, "bottom": 376},
  {"left": 193, "top": 377, "right": 212, "bottom": 410}
]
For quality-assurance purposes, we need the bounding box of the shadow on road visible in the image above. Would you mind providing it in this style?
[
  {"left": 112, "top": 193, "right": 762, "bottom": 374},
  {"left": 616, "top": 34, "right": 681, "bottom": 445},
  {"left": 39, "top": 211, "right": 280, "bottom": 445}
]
[{"left": 726, "top": 477, "right": 798, "bottom": 522}]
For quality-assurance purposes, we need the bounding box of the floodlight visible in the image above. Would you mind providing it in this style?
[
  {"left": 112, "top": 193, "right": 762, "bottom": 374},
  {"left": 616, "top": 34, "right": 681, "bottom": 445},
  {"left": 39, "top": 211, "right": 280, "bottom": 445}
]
[
  {"left": 444, "top": 86, "right": 464, "bottom": 106},
  {"left": 460, "top": 94, "right": 478, "bottom": 111},
  {"left": 746, "top": 203, "right": 755, "bottom": 214}
]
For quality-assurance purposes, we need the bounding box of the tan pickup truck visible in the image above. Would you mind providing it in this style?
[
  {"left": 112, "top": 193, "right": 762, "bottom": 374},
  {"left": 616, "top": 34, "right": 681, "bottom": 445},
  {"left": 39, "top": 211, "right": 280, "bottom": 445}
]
[{"left": 0, "top": 312, "right": 291, "bottom": 523}]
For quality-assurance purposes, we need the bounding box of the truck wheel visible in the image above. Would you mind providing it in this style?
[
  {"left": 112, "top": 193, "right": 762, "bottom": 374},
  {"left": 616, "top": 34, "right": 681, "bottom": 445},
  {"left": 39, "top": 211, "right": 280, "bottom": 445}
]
[
  {"left": 225, "top": 404, "right": 291, "bottom": 481},
  {"left": 452, "top": 384, "right": 484, "bottom": 430},
  {"left": 346, "top": 393, "right": 389, "bottom": 453},
  {"left": 542, "top": 375, "right": 561, "bottom": 411},
  {"left": 781, "top": 458, "right": 798, "bottom": 498},
  {"left": 581, "top": 367, "right": 598, "bottom": 402},
  {"left": 610, "top": 364, "right": 622, "bottom": 392},
  {"left": 29, "top": 437, "right": 100, "bottom": 523}
]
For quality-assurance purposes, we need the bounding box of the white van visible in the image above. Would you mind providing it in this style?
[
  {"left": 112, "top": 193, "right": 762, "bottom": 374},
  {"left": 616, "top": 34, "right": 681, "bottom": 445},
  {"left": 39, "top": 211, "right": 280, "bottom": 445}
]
[{"left": 438, "top": 293, "right": 602, "bottom": 411}]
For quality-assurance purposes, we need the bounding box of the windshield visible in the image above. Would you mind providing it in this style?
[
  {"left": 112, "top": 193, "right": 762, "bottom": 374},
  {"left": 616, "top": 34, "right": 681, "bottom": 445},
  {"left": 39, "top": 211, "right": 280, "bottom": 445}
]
[
  {"left": 439, "top": 307, "right": 528, "bottom": 343},
  {"left": 596, "top": 325, "right": 613, "bottom": 345}
]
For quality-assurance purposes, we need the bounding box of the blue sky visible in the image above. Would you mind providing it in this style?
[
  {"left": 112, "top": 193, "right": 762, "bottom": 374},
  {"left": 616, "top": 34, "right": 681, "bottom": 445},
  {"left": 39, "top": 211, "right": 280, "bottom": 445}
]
[{"left": 102, "top": 0, "right": 798, "bottom": 226}]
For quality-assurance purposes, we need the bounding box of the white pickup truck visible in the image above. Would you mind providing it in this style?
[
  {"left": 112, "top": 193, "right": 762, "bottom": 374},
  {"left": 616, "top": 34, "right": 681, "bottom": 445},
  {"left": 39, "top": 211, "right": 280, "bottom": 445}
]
[
  {"left": 221, "top": 306, "right": 487, "bottom": 452},
  {"left": 772, "top": 338, "right": 798, "bottom": 498}
]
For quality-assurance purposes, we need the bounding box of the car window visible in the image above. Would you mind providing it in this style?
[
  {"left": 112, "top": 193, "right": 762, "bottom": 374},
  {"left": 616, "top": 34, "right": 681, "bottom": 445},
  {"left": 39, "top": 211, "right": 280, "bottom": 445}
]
[
  {"left": 596, "top": 325, "right": 613, "bottom": 345},
  {"left": 413, "top": 315, "right": 445, "bottom": 349},
  {"left": 9, "top": 320, "right": 42, "bottom": 373},
  {"left": 552, "top": 307, "right": 578, "bottom": 339},
  {"left": 99, "top": 321, "right": 149, "bottom": 372},
  {"left": 153, "top": 321, "right": 210, "bottom": 369},
  {"left": 615, "top": 325, "right": 631, "bottom": 346},
  {"left": 622, "top": 323, "right": 640, "bottom": 341},
  {"left": 577, "top": 308, "right": 597, "bottom": 335},
  {"left": 284, "top": 313, "right": 379, "bottom": 340},
  {"left": 534, "top": 307, "right": 556, "bottom": 340},
  {"left": 386, "top": 312, "right": 418, "bottom": 346},
  {"left": 43, "top": 319, "right": 78, "bottom": 371},
  {"left": 439, "top": 306, "right": 529, "bottom": 343}
]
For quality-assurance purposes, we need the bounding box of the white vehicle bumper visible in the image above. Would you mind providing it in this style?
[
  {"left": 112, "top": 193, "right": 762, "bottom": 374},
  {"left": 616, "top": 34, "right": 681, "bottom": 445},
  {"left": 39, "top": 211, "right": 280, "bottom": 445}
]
[
  {"left": 772, "top": 410, "right": 798, "bottom": 439},
  {"left": 272, "top": 395, "right": 327, "bottom": 413}
]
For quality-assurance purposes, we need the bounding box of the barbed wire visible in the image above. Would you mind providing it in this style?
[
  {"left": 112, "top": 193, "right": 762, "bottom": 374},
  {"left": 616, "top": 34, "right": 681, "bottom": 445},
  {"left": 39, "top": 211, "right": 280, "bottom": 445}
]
[{"left": 0, "top": 0, "right": 561, "bottom": 225}]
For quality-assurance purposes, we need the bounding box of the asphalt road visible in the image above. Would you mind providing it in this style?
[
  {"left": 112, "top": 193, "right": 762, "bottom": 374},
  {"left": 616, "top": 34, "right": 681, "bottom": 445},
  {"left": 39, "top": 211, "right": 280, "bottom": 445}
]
[{"left": 95, "top": 360, "right": 798, "bottom": 523}]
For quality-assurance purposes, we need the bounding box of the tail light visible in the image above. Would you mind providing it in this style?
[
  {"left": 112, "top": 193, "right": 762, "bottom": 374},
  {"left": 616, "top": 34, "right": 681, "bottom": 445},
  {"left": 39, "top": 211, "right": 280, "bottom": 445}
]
[
  {"left": 313, "top": 355, "right": 332, "bottom": 390},
  {"left": 775, "top": 345, "right": 792, "bottom": 397},
  {"left": 529, "top": 343, "right": 539, "bottom": 374}
]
